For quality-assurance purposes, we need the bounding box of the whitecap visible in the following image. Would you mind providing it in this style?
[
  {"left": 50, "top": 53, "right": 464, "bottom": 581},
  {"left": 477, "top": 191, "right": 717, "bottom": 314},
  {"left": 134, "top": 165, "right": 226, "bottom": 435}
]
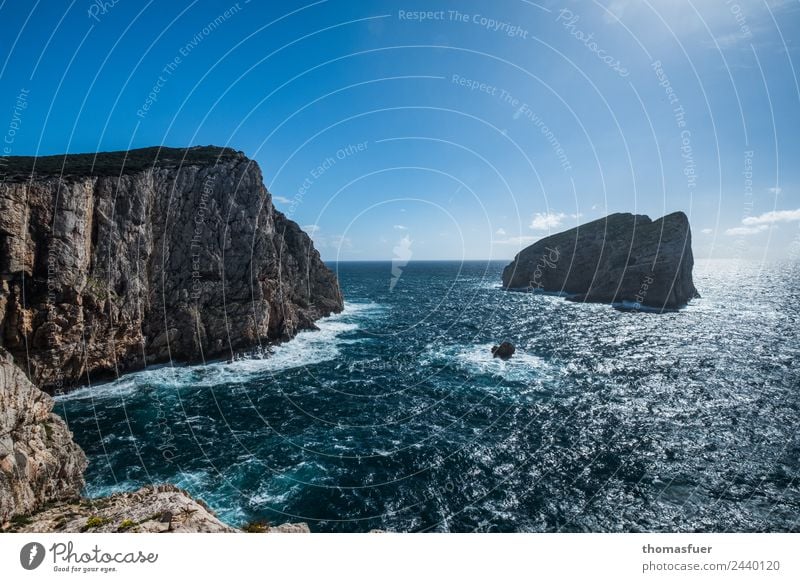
[
  {"left": 56, "top": 301, "right": 379, "bottom": 402},
  {"left": 423, "top": 342, "right": 550, "bottom": 384}
]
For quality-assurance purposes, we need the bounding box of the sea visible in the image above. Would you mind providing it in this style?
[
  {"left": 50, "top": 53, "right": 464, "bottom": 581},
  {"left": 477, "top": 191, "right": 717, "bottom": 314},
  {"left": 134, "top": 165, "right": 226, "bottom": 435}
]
[{"left": 56, "top": 260, "right": 800, "bottom": 532}]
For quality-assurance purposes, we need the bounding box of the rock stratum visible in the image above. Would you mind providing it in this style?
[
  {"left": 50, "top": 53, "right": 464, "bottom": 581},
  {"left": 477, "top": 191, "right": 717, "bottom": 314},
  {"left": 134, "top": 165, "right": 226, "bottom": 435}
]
[
  {"left": 502, "top": 212, "right": 699, "bottom": 310},
  {"left": 0, "top": 146, "right": 343, "bottom": 393}
]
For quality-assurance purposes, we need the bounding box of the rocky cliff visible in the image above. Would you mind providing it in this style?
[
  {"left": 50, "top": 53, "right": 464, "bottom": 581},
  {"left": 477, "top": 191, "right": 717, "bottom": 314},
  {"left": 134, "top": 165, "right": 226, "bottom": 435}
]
[
  {"left": 502, "top": 212, "right": 699, "bottom": 310},
  {"left": 0, "top": 347, "right": 310, "bottom": 532},
  {"left": 0, "top": 146, "right": 343, "bottom": 392},
  {"left": 0, "top": 348, "right": 86, "bottom": 522}
]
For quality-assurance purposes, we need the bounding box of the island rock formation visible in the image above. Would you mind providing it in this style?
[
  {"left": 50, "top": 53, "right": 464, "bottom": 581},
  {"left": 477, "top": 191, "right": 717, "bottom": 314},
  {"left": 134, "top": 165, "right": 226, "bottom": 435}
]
[
  {"left": 0, "top": 146, "right": 343, "bottom": 392},
  {"left": 502, "top": 212, "right": 699, "bottom": 310}
]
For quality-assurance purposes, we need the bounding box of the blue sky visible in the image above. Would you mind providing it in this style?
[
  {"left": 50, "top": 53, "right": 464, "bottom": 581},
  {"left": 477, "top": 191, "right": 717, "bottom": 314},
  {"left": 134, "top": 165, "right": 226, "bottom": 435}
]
[{"left": 1, "top": 0, "right": 799, "bottom": 260}]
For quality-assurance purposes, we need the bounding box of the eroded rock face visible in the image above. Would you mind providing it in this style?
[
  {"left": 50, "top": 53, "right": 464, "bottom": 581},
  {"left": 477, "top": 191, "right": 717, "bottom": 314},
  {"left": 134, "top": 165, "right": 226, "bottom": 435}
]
[
  {"left": 0, "top": 146, "right": 343, "bottom": 392},
  {"left": 0, "top": 348, "right": 86, "bottom": 522},
  {"left": 502, "top": 212, "right": 699, "bottom": 310}
]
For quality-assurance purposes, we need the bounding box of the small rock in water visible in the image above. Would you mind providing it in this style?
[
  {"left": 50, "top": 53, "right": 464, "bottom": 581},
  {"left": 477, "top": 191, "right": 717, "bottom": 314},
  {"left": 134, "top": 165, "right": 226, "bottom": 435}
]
[{"left": 491, "top": 342, "right": 515, "bottom": 360}]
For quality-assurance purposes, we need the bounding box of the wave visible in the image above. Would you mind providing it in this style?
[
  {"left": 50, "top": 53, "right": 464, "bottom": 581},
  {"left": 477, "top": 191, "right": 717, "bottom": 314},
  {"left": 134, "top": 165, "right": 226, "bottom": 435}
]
[
  {"left": 57, "top": 301, "right": 380, "bottom": 402},
  {"left": 454, "top": 343, "right": 549, "bottom": 382},
  {"left": 419, "top": 341, "right": 551, "bottom": 385}
]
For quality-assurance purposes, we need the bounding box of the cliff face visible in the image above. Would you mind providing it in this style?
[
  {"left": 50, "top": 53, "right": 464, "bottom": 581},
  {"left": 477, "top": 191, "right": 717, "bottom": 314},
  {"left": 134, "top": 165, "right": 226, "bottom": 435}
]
[
  {"left": 0, "top": 348, "right": 86, "bottom": 522},
  {"left": 502, "top": 212, "right": 699, "bottom": 310},
  {"left": 0, "top": 146, "right": 343, "bottom": 392}
]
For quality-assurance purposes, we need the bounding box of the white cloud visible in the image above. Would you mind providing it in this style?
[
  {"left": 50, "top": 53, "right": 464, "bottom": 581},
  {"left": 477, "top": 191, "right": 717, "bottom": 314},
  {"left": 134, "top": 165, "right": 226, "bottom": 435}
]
[
  {"left": 701, "top": 228, "right": 713, "bottom": 234},
  {"left": 725, "top": 225, "right": 768, "bottom": 236},
  {"left": 272, "top": 195, "right": 292, "bottom": 204},
  {"left": 302, "top": 224, "right": 320, "bottom": 234},
  {"left": 496, "top": 228, "right": 507, "bottom": 236},
  {"left": 530, "top": 212, "right": 567, "bottom": 230},
  {"left": 768, "top": 187, "right": 783, "bottom": 195},
  {"left": 393, "top": 224, "right": 408, "bottom": 231},
  {"left": 742, "top": 208, "right": 800, "bottom": 226}
]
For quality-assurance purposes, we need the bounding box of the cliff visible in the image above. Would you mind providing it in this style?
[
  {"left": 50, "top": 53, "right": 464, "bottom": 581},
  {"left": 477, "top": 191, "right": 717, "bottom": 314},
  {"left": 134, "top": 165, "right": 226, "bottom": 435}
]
[
  {"left": 0, "top": 146, "right": 343, "bottom": 392},
  {"left": 0, "top": 347, "right": 310, "bottom": 532},
  {"left": 0, "top": 348, "right": 86, "bottom": 522},
  {"left": 502, "top": 212, "right": 699, "bottom": 310}
]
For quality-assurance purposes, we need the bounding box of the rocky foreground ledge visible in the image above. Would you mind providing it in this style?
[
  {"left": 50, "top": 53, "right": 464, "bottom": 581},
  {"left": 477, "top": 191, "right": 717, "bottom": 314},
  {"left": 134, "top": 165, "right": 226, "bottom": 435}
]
[
  {"left": 4, "top": 485, "right": 309, "bottom": 534},
  {"left": 502, "top": 212, "right": 699, "bottom": 310},
  {"left": 0, "top": 348, "right": 307, "bottom": 533},
  {"left": 0, "top": 145, "right": 343, "bottom": 393}
]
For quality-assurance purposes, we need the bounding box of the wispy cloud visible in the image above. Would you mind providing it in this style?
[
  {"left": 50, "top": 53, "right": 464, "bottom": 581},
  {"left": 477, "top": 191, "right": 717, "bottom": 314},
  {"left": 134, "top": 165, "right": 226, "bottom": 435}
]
[
  {"left": 393, "top": 224, "right": 408, "bottom": 231},
  {"left": 530, "top": 212, "right": 567, "bottom": 230},
  {"left": 768, "top": 187, "right": 783, "bottom": 195},
  {"left": 273, "top": 195, "right": 292, "bottom": 204},
  {"left": 302, "top": 224, "right": 320, "bottom": 234},
  {"left": 724, "top": 207, "right": 800, "bottom": 235},
  {"left": 725, "top": 225, "right": 768, "bottom": 236},
  {"left": 742, "top": 208, "right": 800, "bottom": 226},
  {"left": 496, "top": 227, "right": 507, "bottom": 236},
  {"left": 701, "top": 228, "right": 713, "bottom": 234}
]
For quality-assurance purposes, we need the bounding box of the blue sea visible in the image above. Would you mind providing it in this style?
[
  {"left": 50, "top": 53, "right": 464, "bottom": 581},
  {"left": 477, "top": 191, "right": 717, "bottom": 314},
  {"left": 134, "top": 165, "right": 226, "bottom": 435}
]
[{"left": 56, "top": 260, "right": 800, "bottom": 532}]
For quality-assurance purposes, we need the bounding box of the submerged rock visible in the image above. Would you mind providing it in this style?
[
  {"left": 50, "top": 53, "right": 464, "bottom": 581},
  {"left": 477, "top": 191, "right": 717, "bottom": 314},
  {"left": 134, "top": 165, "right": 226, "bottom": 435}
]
[
  {"left": 491, "top": 342, "right": 516, "bottom": 360},
  {"left": 501, "top": 212, "right": 699, "bottom": 310},
  {"left": 0, "top": 146, "right": 343, "bottom": 393}
]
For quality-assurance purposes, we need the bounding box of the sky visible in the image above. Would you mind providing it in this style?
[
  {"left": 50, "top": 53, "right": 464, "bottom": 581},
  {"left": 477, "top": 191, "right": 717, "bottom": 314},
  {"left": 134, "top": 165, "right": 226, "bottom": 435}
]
[{"left": 1, "top": 0, "right": 799, "bottom": 261}]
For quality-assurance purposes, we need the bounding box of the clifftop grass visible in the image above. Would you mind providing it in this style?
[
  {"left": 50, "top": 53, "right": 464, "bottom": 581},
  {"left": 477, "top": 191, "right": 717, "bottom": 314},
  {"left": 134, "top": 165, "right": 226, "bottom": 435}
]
[{"left": 0, "top": 145, "right": 243, "bottom": 179}]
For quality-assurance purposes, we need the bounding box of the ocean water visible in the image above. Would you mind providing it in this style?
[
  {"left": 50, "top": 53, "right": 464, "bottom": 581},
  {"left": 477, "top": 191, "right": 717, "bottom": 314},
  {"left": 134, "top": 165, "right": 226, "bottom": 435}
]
[{"left": 56, "top": 260, "right": 800, "bottom": 532}]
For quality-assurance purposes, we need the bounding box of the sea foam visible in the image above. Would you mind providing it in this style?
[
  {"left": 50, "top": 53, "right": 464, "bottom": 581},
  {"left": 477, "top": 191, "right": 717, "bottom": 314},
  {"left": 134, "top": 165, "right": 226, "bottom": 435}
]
[{"left": 57, "top": 302, "right": 377, "bottom": 402}]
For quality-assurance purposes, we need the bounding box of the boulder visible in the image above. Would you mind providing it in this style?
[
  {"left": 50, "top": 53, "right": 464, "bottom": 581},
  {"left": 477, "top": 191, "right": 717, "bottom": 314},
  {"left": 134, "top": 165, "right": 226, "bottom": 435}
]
[{"left": 491, "top": 342, "right": 516, "bottom": 360}]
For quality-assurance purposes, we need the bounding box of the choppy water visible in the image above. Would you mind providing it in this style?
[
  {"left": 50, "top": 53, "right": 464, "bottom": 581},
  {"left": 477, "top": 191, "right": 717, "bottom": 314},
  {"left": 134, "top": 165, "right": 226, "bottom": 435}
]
[{"left": 57, "top": 260, "right": 800, "bottom": 532}]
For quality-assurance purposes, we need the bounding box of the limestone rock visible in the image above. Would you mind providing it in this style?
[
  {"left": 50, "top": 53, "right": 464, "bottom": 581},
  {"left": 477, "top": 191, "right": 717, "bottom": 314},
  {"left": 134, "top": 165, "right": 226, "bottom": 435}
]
[
  {"left": 502, "top": 212, "right": 699, "bottom": 310},
  {"left": 267, "top": 522, "right": 311, "bottom": 533},
  {"left": 3, "top": 482, "right": 313, "bottom": 533},
  {"left": 0, "top": 348, "right": 86, "bottom": 522},
  {"left": 6, "top": 485, "right": 232, "bottom": 533},
  {"left": 0, "top": 146, "right": 343, "bottom": 392}
]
